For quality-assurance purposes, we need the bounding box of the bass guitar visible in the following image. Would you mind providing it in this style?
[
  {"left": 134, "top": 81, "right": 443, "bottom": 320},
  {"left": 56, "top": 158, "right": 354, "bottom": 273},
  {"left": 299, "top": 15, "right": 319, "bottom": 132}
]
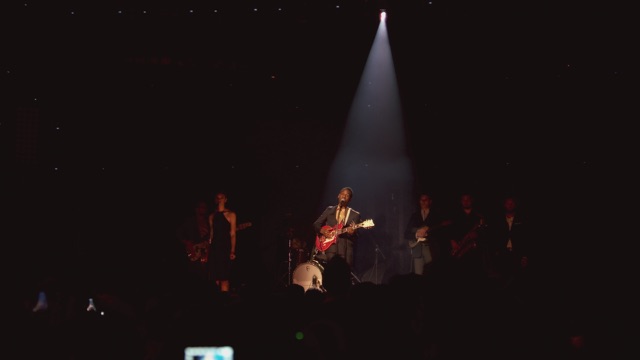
[{"left": 315, "top": 219, "right": 375, "bottom": 252}]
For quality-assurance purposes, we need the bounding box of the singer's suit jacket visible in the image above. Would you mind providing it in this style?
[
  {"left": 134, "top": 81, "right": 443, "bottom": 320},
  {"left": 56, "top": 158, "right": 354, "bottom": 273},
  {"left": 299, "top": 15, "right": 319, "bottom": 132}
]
[{"left": 313, "top": 205, "right": 361, "bottom": 243}]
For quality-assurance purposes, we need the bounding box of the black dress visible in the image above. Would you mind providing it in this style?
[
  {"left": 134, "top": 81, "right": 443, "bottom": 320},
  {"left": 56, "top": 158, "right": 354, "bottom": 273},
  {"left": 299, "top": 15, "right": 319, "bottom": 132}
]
[{"left": 209, "top": 211, "right": 232, "bottom": 281}]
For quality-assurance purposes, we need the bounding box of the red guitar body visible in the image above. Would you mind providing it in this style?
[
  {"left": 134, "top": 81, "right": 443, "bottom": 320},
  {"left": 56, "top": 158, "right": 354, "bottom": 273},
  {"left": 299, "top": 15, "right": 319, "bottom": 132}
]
[{"left": 315, "top": 224, "right": 344, "bottom": 252}]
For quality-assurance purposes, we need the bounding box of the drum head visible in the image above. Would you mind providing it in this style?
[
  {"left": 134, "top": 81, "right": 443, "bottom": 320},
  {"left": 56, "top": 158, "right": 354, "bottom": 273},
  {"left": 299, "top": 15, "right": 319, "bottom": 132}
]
[{"left": 292, "top": 261, "right": 323, "bottom": 292}]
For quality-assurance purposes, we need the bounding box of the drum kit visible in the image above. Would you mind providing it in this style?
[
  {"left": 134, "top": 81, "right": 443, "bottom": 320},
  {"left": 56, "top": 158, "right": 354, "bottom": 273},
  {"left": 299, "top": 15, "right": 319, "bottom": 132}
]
[
  {"left": 284, "top": 238, "right": 325, "bottom": 292},
  {"left": 287, "top": 244, "right": 362, "bottom": 292},
  {"left": 281, "top": 231, "right": 361, "bottom": 292},
  {"left": 292, "top": 258, "right": 325, "bottom": 292}
]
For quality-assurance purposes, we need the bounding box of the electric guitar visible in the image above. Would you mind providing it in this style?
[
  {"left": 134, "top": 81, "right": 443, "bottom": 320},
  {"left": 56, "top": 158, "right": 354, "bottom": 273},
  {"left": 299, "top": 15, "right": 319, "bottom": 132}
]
[
  {"left": 185, "top": 241, "right": 209, "bottom": 263},
  {"left": 408, "top": 220, "right": 453, "bottom": 248},
  {"left": 315, "top": 219, "right": 375, "bottom": 252},
  {"left": 409, "top": 235, "right": 428, "bottom": 249},
  {"left": 186, "top": 222, "right": 252, "bottom": 262}
]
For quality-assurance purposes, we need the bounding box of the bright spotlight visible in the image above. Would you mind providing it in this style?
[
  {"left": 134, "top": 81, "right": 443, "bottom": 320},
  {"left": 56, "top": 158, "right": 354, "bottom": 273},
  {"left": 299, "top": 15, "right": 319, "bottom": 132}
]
[{"left": 380, "top": 10, "right": 386, "bottom": 22}]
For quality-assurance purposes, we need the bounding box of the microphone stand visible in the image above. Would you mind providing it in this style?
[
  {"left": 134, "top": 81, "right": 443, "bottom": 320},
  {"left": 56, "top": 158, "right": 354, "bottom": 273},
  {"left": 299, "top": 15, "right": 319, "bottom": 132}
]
[
  {"left": 374, "top": 243, "right": 386, "bottom": 284},
  {"left": 287, "top": 236, "right": 292, "bottom": 286}
]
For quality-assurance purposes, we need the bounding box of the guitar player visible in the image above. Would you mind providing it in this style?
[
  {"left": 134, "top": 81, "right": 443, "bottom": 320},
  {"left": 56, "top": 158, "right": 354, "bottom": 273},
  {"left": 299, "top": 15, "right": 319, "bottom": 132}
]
[
  {"left": 312, "top": 187, "right": 362, "bottom": 269},
  {"left": 404, "top": 193, "right": 451, "bottom": 275},
  {"left": 448, "top": 192, "right": 487, "bottom": 280},
  {"left": 176, "top": 199, "right": 211, "bottom": 282}
]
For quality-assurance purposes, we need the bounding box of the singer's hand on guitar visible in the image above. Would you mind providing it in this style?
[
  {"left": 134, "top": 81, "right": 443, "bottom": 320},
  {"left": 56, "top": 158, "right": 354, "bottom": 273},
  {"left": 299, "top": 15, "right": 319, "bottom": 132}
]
[{"left": 346, "top": 221, "right": 356, "bottom": 234}]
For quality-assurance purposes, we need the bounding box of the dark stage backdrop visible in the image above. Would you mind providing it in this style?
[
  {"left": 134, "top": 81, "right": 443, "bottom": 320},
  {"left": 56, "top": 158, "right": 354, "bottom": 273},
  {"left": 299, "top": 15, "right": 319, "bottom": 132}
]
[{"left": 3, "top": 1, "right": 634, "bottom": 296}]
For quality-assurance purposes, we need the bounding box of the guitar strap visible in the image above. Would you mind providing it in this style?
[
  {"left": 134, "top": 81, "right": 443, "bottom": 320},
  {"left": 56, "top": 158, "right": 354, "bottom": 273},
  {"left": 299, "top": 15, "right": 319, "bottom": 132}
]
[{"left": 344, "top": 208, "right": 351, "bottom": 225}]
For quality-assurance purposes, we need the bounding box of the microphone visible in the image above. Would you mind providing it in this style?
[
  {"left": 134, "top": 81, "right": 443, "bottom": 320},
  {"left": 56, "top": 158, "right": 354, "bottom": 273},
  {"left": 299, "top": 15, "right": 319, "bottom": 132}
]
[
  {"left": 339, "top": 198, "right": 346, "bottom": 205},
  {"left": 312, "top": 275, "right": 318, "bottom": 288}
]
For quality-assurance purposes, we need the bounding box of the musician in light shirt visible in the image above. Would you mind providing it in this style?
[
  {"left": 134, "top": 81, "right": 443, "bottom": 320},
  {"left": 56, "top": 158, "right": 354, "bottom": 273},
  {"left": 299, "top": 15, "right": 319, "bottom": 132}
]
[{"left": 404, "top": 193, "right": 451, "bottom": 275}]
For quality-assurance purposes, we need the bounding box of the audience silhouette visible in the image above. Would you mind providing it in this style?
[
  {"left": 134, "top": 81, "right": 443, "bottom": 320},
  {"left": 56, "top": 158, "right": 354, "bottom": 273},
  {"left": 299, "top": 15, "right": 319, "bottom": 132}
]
[{"left": 15, "top": 187, "right": 611, "bottom": 360}]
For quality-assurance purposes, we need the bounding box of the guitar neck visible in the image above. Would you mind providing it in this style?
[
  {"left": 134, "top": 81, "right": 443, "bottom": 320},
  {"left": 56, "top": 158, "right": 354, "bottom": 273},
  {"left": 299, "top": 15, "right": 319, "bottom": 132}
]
[
  {"left": 408, "top": 238, "right": 425, "bottom": 248},
  {"left": 337, "top": 224, "right": 361, "bottom": 234},
  {"left": 331, "top": 220, "right": 373, "bottom": 236}
]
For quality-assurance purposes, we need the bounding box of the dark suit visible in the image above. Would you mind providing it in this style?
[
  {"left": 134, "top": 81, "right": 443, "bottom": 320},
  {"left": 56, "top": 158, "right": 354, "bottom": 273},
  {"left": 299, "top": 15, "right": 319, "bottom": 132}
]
[
  {"left": 448, "top": 208, "right": 487, "bottom": 279},
  {"left": 313, "top": 205, "right": 361, "bottom": 267},
  {"left": 404, "top": 209, "right": 448, "bottom": 274},
  {"left": 485, "top": 212, "right": 531, "bottom": 284}
]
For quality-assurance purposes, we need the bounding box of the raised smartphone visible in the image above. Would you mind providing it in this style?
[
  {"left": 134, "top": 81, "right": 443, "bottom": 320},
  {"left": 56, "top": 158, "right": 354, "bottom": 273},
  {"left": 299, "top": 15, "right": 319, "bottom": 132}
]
[{"left": 184, "top": 346, "right": 234, "bottom": 360}]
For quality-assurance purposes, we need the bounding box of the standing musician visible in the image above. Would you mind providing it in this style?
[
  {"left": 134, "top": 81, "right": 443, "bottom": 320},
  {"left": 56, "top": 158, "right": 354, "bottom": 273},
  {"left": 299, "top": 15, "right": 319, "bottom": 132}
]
[
  {"left": 312, "top": 187, "right": 362, "bottom": 269},
  {"left": 448, "top": 192, "right": 487, "bottom": 279},
  {"left": 176, "top": 199, "right": 211, "bottom": 282},
  {"left": 404, "top": 193, "right": 451, "bottom": 275},
  {"left": 484, "top": 195, "right": 531, "bottom": 287}
]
